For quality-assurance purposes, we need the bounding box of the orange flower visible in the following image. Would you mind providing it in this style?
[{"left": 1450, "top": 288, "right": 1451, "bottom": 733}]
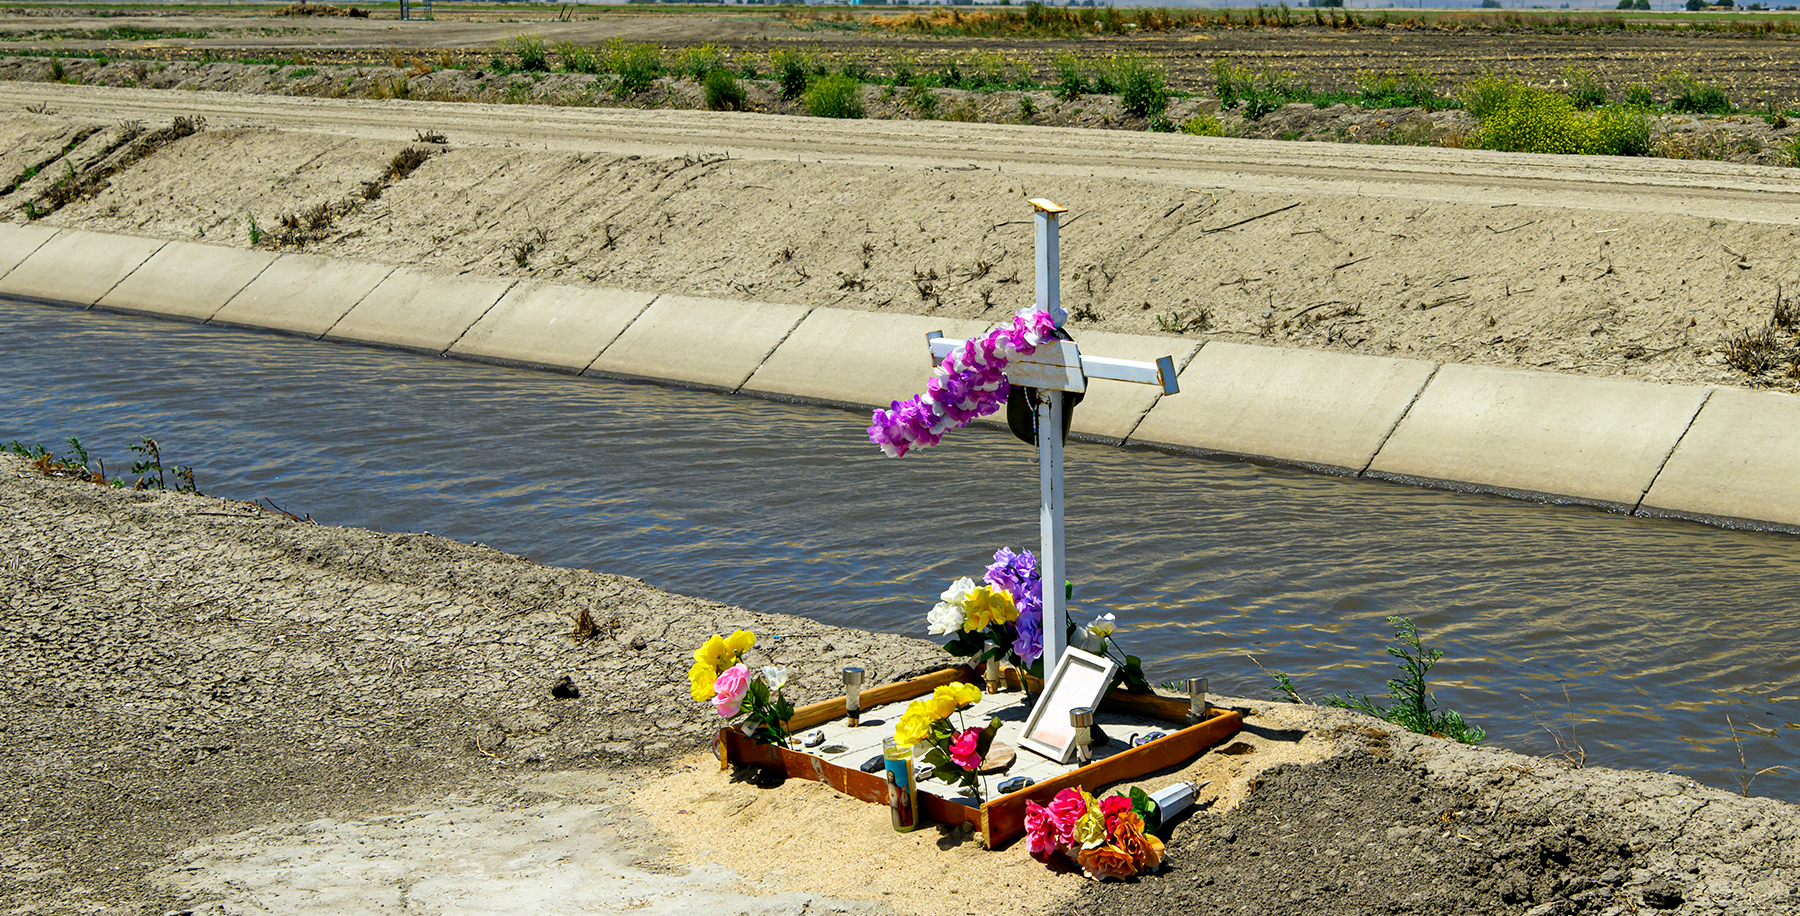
[
  {"left": 1076, "top": 843, "right": 1136, "bottom": 881},
  {"left": 1110, "top": 811, "right": 1165, "bottom": 871}
]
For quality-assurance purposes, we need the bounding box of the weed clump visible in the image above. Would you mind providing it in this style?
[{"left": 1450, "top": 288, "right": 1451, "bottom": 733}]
[
  {"left": 1110, "top": 54, "right": 1170, "bottom": 120},
  {"left": 1665, "top": 69, "right": 1732, "bottom": 115},
  {"left": 770, "top": 48, "right": 813, "bottom": 101},
  {"left": 1181, "top": 113, "right": 1225, "bottom": 136},
  {"left": 803, "top": 73, "right": 864, "bottom": 119},
  {"left": 1270, "top": 616, "right": 1485, "bottom": 745},
  {"left": 508, "top": 34, "right": 549, "bottom": 73},
  {"left": 704, "top": 68, "right": 746, "bottom": 112},
  {"left": 602, "top": 38, "right": 663, "bottom": 95}
]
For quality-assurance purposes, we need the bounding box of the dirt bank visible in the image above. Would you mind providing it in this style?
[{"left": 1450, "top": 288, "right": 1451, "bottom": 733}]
[
  {"left": 5, "top": 84, "right": 1800, "bottom": 394},
  {"left": 3, "top": 457, "right": 1798, "bottom": 916}
]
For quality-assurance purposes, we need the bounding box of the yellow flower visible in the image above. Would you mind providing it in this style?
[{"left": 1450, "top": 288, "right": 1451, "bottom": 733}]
[
  {"left": 961, "top": 586, "right": 1016, "bottom": 631},
  {"left": 689, "top": 660, "right": 718, "bottom": 701},
  {"left": 895, "top": 702, "right": 934, "bottom": 747},
  {"left": 986, "top": 587, "right": 1018, "bottom": 626},
  {"left": 948, "top": 681, "right": 982, "bottom": 708},
  {"left": 695, "top": 634, "right": 729, "bottom": 668},
  {"left": 724, "top": 629, "right": 755, "bottom": 659}
]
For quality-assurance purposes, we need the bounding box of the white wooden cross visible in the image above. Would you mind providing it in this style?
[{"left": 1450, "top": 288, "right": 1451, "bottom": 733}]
[{"left": 925, "top": 199, "right": 1181, "bottom": 676}]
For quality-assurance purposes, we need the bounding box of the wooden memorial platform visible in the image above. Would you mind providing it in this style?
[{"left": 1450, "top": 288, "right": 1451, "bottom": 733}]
[{"left": 714, "top": 666, "right": 1241, "bottom": 849}]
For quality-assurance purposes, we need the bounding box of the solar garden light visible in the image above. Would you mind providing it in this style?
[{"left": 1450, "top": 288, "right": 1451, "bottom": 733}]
[
  {"left": 1070, "top": 706, "right": 1096, "bottom": 766},
  {"left": 844, "top": 668, "right": 865, "bottom": 726},
  {"left": 1186, "top": 677, "right": 1209, "bottom": 725}
]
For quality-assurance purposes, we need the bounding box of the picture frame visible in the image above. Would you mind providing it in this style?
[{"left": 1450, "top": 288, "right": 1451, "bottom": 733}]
[{"left": 1018, "top": 647, "right": 1118, "bottom": 765}]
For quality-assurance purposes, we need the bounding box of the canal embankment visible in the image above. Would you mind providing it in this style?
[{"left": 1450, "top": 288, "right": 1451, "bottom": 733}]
[{"left": 4, "top": 454, "right": 1798, "bottom": 916}]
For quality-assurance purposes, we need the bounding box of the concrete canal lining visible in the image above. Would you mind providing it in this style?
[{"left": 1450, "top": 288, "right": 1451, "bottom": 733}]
[{"left": 8, "top": 228, "right": 1800, "bottom": 534}]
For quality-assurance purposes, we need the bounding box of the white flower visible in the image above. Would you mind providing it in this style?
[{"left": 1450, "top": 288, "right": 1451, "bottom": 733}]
[
  {"left": 939, "top": 576, "right": 978, "bottom": 606},
  {"left": 760, "top": 666, "right": 788, "bottom": 692},
  {"left": 1086, "top": 613, "right": 1117, "bottom": 640},
  {"left": 927, "top": 601, "right": 966, "bottom": 636}
]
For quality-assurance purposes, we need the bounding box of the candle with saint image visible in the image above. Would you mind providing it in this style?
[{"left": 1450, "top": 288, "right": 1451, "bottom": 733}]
[{"left": 883, "top": 737, "right": 919, "bottom": 832}]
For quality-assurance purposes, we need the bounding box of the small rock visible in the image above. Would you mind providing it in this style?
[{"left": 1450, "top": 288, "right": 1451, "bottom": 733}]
[
  {"left": 629, "top": 637, "right": 647, "bottom": 651},
  {"left": 1642, "top": 880, "right": 1684, "bottom": 910},
  {"left": 550, "top": 676, "right": 580, "bottom": 700}
]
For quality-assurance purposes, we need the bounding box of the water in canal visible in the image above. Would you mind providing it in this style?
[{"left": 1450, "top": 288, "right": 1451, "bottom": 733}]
[{"left": 3, "top": 298, "right": 1796, "bottom": 799}]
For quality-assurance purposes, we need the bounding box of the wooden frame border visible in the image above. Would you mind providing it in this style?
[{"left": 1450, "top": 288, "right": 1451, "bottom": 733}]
[{"left": 716, "top": 667, "right": 1242, "bottom": 849}]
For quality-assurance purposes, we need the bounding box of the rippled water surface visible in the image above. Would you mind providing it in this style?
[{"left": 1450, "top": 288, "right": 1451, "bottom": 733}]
[{"left": 3, "top": 299, "right": 1797, "bottom": 798}]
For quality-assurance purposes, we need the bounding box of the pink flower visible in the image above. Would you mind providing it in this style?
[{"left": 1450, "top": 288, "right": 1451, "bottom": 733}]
[
  {"left": 949, "top": 727, "right": 983, "bottom": 771},
  {"left": 711, "top": 664, "right": 750, "bottom": 718},
  {"left": 1048, "top": 788, "right": 1087, "bottom": 848},
  {"left": 1023, "top": 801, "right": 1058, "bottom": 859},
  {"left": 1100, "top": 794, "right": 1132, "bottom": 832}
]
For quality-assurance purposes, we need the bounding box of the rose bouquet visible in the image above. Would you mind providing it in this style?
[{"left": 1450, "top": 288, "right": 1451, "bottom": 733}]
[
  {"left": 689, "top": 630, "right": 794, "bottom": 747},
  {"left": 1024, "top": 786, "right": 1166, "bottom": 880},
  {"left": 894, "top": 681, "right": 1001, "bottom": 804}
]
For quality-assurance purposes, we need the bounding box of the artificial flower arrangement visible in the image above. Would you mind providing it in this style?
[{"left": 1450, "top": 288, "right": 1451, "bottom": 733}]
[
  {"left": 868, "top": 308, "right": 1059, "bottom": 458},
  {"left": 930, "top": 546, "right": 1153, "bottom": 694},
  {"left": 894, "top": 681, "right": 1001, "bottom": 803},
  {"left": 688, "top": 630, "right": 795, "bottom": 747},
  {"left": 1024, "top": 786, "right": 1166, "bottom": 880},
  {"left": 929, "top": 546, "right": 1044, "bottom": 672}
]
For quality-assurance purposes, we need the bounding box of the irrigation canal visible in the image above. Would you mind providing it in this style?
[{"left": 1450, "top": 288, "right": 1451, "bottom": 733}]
[{"left": 3, "top": 297, "right": 1796, "bottom": 799}]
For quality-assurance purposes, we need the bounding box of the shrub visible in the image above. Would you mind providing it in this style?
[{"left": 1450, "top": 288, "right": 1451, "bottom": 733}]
[
  {"left": 771, "top": 49, "right": 812, "bottom": 101},
  {"left": 906, "top": 83, "right": 938, "bottom": 119},
  {"left": 1111, "top": 54, "right": 1170, "bottom": 120},
  {"left": 1624, "top": 83, "right": 1655, "bottom": 108},
  {"left": 703, "top": 68, "right": 746, "bottom": 111},
  {"left": 1180, "top": 112, "right": 1225, "bottom": 136},
  {"left": 803, "top": 74, "right": 864, "bottom": 119},
  {"left": 1458, "top": 73, "right": 1522, "bottom": 120},
  {"left": 508, "top": 34, "right": 549, "bottom": 73},
  {"left": 1475, "top": 85, "right": 1584, "bottom": 154},
  {"left": 1584, "top": 105, "right": 1651, "bottom": 156}
]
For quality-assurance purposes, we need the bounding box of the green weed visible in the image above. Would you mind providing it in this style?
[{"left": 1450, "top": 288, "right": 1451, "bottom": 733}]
[
  {"left": 704, "top": 68, "right": 746, "bottom": 112},
  {"left": 555, "top": 41, "right": 599, "bottom": 74},
  {"left": 770, "top": 48, "right": 813, "bottom": 101},
  {"left": 1323, "top": 616, "right": 1485, "bottom": 745},
  {"left": 675, "top": 43, "right": 724, "bottom": 81},
  {"left": 1052, "top": 51, "right": 1087, "bottom": 101},
  {"left": 1111, "top": 54, "right": 1170, "bottom": 120},
  {"left": 804, "top": 73, "right": 864, "bottom": 119},
  {"left": 1665, "top": 68, "right": 1732, "bottom": 114},
  {"left": 508, "top": 34, "right": 549, "bottom": 73},
  {"left": 1181, "top": 113, "right": 1225, "bottom": 136}
]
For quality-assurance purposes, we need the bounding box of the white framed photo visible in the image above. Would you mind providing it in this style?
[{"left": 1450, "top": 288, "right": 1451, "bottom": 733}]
[{"left": 1019, "top": 648, "right": 1118, "bottom": 765}]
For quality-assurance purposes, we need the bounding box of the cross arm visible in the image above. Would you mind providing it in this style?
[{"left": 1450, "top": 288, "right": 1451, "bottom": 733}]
[{"left": 926, "top": 332, "right": 1181, "bottom": 396}]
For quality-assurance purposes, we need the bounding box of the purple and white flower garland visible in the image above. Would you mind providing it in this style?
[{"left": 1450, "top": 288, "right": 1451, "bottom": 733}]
[{"left": 867, "top": 308, "right": 1059, "bottom": 458}]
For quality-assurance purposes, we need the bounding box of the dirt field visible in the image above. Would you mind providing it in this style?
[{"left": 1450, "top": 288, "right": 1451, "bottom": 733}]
[
  {"left": 4, "top": 456, "right": 1798, "bottom": 916},
  {"left": 4, "top": 5, "right": 1800, "bottom": 105}
]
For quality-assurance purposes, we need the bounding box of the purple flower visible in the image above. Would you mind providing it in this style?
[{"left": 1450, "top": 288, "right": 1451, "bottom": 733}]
[
  {"left": 984, "top": 547, "right": 1043, "bottom": 665},
  {"left": 866, "top": 309, "right": 1057, "bottom": 458}
]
